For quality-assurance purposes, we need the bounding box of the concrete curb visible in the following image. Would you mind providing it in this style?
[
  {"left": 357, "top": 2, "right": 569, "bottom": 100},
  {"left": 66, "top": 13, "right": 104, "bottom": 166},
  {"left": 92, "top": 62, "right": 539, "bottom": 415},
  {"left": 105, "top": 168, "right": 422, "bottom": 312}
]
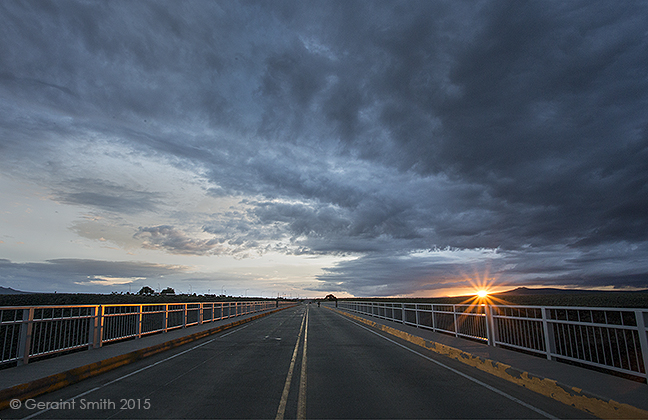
[
  {"left": 0, "top": 307, "right": 290, "bottom": 410},
  {"left": 329, "top": 306, "right": 648, "bottom": 420}
]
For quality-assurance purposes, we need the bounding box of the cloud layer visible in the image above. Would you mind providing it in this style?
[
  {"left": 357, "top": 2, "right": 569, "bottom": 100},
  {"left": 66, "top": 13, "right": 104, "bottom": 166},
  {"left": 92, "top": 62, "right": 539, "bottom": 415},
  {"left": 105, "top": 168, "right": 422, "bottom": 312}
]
[{"left": 1, "top": 0, "right": 647, "bottom": 296}]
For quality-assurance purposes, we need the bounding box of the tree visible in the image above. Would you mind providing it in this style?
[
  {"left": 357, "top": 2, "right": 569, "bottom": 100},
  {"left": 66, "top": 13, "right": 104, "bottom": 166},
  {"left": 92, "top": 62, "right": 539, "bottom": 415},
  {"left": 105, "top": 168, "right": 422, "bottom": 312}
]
[
  {"left": 137, "top": 286, "right": 155, "bottom": 295},
  {"left": 161, "top": 287, "right": 175, "bottom": 296}
]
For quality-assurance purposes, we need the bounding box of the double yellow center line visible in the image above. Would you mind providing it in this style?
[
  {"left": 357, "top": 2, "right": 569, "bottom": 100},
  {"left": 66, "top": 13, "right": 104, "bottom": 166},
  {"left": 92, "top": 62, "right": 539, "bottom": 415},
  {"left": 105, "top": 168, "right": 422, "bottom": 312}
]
[{"left": 276, "top": 306, "right": 309, "bottom": 420}]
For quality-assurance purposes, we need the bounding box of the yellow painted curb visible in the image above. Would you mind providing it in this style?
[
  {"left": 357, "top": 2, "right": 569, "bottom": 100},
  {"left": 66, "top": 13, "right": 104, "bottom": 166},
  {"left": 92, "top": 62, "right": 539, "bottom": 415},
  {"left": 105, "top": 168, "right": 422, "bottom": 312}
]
[
  {"left": 0, "top": 306, "right": 293, "bottom": 411},
  {"left": 329, "top": 306, "right": 648, "bottom": 419}
]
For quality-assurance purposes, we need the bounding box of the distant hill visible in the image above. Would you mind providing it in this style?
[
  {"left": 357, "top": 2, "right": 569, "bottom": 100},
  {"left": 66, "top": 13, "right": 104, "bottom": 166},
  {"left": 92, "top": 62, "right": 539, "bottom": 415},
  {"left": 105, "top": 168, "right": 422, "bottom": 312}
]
[
  {"left": 0, "top": 286, "right": 34, "bottom": 294},
  {"left": 495, "top": 287, "right": 648, "bottom": 296}
]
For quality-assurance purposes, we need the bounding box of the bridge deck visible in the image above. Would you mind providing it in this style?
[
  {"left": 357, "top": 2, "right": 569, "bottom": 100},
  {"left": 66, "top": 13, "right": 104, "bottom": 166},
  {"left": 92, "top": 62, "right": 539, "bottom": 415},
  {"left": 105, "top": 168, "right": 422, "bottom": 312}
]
[{"left": 1, "top": 304, "right": 646, "bottom": 418}]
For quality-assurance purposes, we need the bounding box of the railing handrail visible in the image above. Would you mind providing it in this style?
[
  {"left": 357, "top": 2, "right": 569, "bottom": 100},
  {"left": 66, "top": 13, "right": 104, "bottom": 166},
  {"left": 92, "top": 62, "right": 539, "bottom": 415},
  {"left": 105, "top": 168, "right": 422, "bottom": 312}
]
[
  {"left": 342, "top": 300, "right": 648, "bottom": 311},
  {"left": 0, "top": 300, "right": 279, "bottom": 310}
]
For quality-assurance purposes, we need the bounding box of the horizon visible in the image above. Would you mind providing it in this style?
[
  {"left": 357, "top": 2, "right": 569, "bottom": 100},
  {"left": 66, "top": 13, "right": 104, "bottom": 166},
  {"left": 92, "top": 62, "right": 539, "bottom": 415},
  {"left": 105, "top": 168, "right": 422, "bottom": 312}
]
[
  {"left": 3, "top": 285, "right": 648, "bottom": 300},
  {"left": 2, "top": 1, "right": 648, "bottom": 299}
]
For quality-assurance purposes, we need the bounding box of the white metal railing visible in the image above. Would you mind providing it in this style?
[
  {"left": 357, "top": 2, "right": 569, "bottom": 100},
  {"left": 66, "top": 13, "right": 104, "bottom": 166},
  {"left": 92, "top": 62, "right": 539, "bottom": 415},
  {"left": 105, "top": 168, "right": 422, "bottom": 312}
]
[
  {"left": 338, "top": 301, "right": 648, "bottom": 382},
  {"left": 0, "top": 300, "right": 295, "bottom": 367}
]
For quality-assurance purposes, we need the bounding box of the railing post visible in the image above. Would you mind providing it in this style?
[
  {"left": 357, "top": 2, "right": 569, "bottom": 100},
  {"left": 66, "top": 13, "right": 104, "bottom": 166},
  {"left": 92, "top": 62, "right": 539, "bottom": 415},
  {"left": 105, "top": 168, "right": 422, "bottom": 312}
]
[
  {"left": 89, "top": 306, "right": 97, "bottom": 349},
  {"left": 96, "top": 305, "right": 104, "bottom": 347},
  {"left": 541, "top": 307, "right": 553, "bottom": 360},
  {"left": 183, "top": 304, "right": 187, "bottom": 328},
  {"left": 485, "top": 305, "right": 495, "bottom": 346},
  {"left": 199, "top": 304, "right": 204, "bottom": 325},
  {"left": 415, "top": 304, "right": 420, "bottom": 328},
  {"left": 453, "top": 305, "right": 458, "bottom": 337},
  {"left": 137, "top": 305, "right": 142, "bottom": 339},
  {"left": 163, "top": 304, "right": 168, "bottom": 333},
  {"left": 88, "top": 306, "right": 95, "bottom": 349},
  {"left": 431, "top": 304, "right": 437, "bottom": 332},
  {"left": 540, "top": 307, "right": 553, "bottom": 360},
  {"left": 17, "top": 308, "right": 35, "bottom": 366},
  {"left": 635, "top": 310, "right": 648, "bottom": 378}
]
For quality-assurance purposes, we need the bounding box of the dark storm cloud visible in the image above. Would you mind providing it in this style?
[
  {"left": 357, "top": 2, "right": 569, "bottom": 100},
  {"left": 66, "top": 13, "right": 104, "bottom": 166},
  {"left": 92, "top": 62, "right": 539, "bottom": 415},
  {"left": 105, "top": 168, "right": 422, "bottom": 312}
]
[
  {"left": 134, "top": 225, "right": 222, "bottom": 255},
  {"left": 0, "top": 258, "right": 188, "bottom": 292},
  {"left": 54, "top": 179, "right": 165, "bottom": 214},
  {"left": 1, "top": 0, "right": 647, "bottom": 294},
  {"left": 429, "top": 1, "right": 648, "bottom": 249},
  {"left": 244, "top": 0, "right": 648, "bottom": 251}
]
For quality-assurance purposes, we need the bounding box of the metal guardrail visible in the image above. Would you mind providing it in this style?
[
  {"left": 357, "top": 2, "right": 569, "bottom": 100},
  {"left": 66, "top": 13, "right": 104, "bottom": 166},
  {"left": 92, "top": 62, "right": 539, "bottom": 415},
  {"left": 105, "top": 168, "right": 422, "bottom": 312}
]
[
  {"left": 338, "top": 301, "right": 648, "bottom": 381},
  {"left": 1, "top": 300, "right": 294, "bottom": 367}
]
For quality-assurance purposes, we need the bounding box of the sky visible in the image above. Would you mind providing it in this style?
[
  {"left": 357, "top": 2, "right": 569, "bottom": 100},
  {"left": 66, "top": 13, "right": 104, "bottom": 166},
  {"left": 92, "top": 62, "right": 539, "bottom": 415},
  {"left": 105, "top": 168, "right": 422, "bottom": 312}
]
[{"left": 1, "top": 0, "right": 647, "bottom": 298}]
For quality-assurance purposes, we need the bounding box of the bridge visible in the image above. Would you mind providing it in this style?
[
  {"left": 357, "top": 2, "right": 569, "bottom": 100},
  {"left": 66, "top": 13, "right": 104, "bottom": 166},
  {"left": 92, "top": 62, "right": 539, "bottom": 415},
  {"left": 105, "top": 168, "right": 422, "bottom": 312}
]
[{"left": 1, "top": 301, "right": 647, "bottom": 419}]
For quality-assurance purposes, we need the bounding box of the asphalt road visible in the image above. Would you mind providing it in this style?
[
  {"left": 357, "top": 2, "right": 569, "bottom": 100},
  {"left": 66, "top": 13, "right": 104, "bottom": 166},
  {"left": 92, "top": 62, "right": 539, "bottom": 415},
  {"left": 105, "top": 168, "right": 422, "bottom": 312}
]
[{"left": 3, "top": 304, "right": 593, "bottom": 419}]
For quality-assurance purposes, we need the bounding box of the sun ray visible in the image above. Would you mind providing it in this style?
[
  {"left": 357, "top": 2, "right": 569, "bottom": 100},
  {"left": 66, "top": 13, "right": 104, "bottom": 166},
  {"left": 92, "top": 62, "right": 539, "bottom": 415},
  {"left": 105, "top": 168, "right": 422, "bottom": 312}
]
[{"left": 455, "top": 268, "right": 516, "bottom": 307}]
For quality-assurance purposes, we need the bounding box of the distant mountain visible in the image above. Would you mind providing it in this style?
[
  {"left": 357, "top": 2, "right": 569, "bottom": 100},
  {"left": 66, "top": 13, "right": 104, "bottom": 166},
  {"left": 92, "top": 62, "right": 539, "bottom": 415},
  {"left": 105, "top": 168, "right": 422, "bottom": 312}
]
[
  {"left": 0, "top": 286, "right": 33, "bottom": 294},
  {"left": 495, "top": 287, "right": 648, "bottom": 295}
]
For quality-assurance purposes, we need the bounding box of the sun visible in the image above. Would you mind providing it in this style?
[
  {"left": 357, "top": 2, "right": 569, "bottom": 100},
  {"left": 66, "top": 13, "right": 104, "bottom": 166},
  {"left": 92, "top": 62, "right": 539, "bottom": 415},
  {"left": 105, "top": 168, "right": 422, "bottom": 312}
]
[{"left": 476, "top": 290, "right": 488, "bottom": 298}]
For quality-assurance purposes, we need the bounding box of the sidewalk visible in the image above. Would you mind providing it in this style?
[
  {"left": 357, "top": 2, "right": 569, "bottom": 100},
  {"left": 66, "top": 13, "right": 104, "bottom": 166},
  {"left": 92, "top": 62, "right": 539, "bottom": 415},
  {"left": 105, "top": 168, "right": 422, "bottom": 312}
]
[
  {"left": 329, "top": 306, "right": 648, "bottom": 419},
  {"left": 0, "top": 307, "right": 287, "bottom": 409}
]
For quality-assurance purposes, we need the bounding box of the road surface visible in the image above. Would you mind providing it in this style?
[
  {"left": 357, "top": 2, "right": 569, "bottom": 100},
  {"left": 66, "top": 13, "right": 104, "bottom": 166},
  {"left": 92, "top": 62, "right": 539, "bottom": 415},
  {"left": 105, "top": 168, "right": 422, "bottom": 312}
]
[{"left": 4, "top": 305, "right": 593, "bottom": 419}]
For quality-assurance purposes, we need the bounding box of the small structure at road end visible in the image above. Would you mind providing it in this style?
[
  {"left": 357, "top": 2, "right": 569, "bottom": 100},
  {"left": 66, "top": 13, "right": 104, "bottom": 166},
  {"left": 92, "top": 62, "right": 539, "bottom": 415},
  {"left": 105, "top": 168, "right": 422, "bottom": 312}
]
[{"left": 322, "top": 294, "right": 338, "bottom": 307}]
